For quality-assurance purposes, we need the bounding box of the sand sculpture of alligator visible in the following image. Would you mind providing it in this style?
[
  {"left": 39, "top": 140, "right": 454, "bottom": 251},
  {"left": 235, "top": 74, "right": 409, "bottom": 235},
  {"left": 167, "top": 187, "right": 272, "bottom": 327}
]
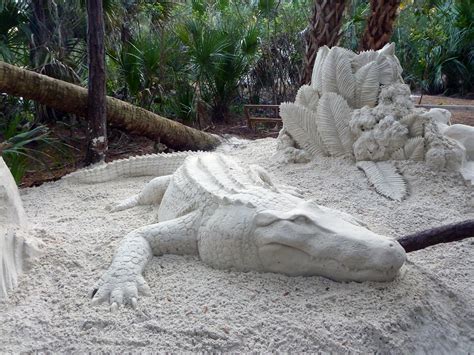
[
  {"left": 65, "top": 153, "right": 406, "bottom": 310},
  {"left": 277, "top": 43, "right": 472, "bottom": 199},
  {"left": 0, "top": 157, "right": 42, "bottom": 299}
]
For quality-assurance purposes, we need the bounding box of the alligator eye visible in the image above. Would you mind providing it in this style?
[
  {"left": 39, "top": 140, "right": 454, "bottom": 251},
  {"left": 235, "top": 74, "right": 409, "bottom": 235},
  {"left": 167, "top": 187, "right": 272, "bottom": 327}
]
[{"left": 292, "top": 215, "right": 310, "bottom": 224}]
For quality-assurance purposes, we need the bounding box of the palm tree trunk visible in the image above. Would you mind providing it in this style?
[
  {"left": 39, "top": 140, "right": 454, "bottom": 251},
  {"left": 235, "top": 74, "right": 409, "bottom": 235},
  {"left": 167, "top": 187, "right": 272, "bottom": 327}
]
[
  {"left": 30, "top": 0, "right": 56, "bottom": 123},
  {"left": 302, "top": 0, "right": 347, "bottom": 85},
  {"left": 361, "top": 0, "right": 401, "bottom": 50},
  {"left": 29, "top": 0, "right": 55, "bottom": 68},
  {"left": 86, "top": 0, "right": 107, "bottom": 164},
  {"left": 0, "top": 61, "right": 220, "bottom": 151}
]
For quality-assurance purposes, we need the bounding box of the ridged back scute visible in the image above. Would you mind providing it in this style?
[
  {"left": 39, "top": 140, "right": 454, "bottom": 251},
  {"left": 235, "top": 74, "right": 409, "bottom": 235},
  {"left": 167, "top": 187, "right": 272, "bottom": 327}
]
[
  {"left": 62, "top": 151, "right": 202, "bottom": 184},
  {"left": 180, "top": 154, "right": 300, "bottom": 211}
]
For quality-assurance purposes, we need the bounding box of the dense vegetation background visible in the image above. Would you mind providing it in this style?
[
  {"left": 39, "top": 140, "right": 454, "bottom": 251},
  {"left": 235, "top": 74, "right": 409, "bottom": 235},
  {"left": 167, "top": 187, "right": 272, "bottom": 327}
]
[{"left": 0, "top": 0, "right": 473, "bottom": 183}]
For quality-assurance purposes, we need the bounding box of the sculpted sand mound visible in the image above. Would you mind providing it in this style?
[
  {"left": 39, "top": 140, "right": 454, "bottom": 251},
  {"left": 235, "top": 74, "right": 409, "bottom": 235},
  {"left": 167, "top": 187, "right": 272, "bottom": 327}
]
[{"left": 0, "top": 157, "right": 41, "bottom": 300}]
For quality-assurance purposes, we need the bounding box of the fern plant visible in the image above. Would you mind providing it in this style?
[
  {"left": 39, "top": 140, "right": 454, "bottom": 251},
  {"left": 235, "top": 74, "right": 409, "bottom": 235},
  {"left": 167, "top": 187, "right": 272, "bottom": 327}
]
[
  {"left": 0, "top": 110, "right": 67, "bottom": 184},
  {"left": 176, "top": 4, "right": 260, "bottom": 121},
  {"left": 0, "top": 122, "right": 51, "bottom": 184}
]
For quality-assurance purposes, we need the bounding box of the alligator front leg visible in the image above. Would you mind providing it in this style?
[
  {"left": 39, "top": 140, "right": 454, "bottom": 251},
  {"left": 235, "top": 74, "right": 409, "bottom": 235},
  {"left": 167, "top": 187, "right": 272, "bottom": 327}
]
[
  {"left": 90, "top": 210, "right": 200, "bottom": 310},
  {"left": 111, "top": 175, "right": 171, "bottom": 212}
]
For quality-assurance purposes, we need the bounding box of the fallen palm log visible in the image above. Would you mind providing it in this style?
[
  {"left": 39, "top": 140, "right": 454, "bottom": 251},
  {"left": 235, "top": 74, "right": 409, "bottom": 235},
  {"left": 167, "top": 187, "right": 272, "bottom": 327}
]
[
  {"left": 0, "top": 61, "right": 220, "bottom": 151},
  {"left": 398, "top": 220, "right": 474, "bottom": 253}
]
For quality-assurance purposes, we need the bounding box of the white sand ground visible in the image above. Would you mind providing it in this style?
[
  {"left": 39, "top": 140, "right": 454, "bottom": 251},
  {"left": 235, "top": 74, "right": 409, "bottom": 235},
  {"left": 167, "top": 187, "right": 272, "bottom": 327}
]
[{"left": 1, "top": 137, "right": 473, "bottom": 353}]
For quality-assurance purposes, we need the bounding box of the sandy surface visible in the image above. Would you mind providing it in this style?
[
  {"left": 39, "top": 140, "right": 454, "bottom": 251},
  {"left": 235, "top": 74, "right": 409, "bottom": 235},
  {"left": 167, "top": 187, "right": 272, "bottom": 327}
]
[{"left": 1, "top": 138, "right": 473, "bottom": 352}]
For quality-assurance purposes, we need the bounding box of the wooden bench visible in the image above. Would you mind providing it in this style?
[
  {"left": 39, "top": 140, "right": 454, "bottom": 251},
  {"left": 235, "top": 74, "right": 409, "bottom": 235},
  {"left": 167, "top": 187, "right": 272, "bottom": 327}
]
[{"left": 244, "top": 104, "right": 282, "bottom": 131}]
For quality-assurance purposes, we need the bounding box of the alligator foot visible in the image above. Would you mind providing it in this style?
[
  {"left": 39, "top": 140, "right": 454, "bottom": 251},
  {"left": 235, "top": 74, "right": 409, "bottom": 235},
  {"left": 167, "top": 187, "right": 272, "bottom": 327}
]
[
  {"left": 90, "top": 229, "right": 153, "bottom": 310},
  {"left": 91, "top": 269, "right": 151, "bottom": 311},
  {"left": 111, "top": 195, "right": 139, "bottom": 212},
  {"left": 91, "top": 212, "right": 199, "bottom": 310}
]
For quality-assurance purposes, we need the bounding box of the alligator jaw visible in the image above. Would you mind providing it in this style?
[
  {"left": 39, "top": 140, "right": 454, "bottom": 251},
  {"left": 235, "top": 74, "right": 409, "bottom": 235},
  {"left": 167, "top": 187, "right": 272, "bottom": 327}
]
[{"left": 254, "top": 202, "right": 406, "bottom": 282}]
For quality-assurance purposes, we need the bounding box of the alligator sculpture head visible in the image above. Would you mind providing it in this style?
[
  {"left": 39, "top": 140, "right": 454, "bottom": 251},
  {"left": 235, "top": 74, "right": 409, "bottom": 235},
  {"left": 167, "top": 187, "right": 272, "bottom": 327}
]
[{"left": 254, "top": 200, "right": 406, "bottom": 282}]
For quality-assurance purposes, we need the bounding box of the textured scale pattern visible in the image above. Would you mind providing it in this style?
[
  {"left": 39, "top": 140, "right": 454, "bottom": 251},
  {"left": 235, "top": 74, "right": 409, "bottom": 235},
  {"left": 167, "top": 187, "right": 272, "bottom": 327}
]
[
  {"left": 160, "top": 154, "right": 301, "bottom": 217},
  {"left": 76, "top": 152, "right": 406, "bottom": 309},
  {"left": 63, "top": 151, "right": 199, "bottom": 184},
  {"left": 79, "top": 153, "right": 301, "bottom": 307}
]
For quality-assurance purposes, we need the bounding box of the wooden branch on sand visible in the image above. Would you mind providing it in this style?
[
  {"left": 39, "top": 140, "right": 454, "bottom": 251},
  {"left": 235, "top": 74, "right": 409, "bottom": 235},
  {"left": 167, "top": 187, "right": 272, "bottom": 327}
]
[
  {"left": 397, "top": 220, "right": 474, "bottom": 253},
  {"left": 0, "top": 61, "right": 221, "bottom": 151}
]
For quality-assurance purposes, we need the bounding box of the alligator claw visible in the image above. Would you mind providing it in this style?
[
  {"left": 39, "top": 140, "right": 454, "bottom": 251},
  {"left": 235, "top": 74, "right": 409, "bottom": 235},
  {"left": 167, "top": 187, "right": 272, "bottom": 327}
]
[{"left": 90, "top": 269, "right": 150, "bottom": 310}]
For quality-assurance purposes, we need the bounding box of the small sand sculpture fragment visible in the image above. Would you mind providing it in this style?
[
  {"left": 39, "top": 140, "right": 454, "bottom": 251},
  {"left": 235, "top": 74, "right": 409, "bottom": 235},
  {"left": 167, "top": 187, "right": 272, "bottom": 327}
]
[{"left": 0, "top": 157, "right": 42, "bottom": 299}]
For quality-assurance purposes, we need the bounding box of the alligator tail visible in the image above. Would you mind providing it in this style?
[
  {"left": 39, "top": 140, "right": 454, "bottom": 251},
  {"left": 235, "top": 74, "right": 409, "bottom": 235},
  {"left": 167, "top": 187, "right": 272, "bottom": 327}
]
[{"left": 62, "top": 151, "right": 200, "bottom": 184}]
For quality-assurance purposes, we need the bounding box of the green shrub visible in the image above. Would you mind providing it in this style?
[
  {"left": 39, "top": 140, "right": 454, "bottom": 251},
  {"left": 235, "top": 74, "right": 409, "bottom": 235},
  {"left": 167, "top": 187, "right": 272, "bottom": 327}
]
[{"left": 393, "top": 0, "right": 473, "bottom": 94}]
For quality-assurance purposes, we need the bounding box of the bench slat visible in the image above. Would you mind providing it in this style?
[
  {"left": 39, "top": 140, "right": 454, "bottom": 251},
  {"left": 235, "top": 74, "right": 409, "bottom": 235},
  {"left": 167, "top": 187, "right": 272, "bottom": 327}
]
[{"left": 244, "top": 104, "right": 282, "bottom": 131}]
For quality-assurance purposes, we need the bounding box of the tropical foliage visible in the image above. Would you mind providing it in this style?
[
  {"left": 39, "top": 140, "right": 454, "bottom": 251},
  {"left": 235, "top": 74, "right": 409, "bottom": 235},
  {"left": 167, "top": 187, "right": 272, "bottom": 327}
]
[
  {"left": 392, "top": 0, "right": 474, "bottom": 95},
  {"left": 0, "top": 0, "right": 472, "bottom": 183},
  {"left": 0, "top": 95, "right": 63, "bottom": 183}
]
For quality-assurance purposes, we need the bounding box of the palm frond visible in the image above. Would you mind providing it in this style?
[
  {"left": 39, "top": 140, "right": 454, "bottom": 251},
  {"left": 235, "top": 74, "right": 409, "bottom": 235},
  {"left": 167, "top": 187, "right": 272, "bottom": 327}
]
[{"left": 357, "top": 161, "right": 408, "bottom": 201}]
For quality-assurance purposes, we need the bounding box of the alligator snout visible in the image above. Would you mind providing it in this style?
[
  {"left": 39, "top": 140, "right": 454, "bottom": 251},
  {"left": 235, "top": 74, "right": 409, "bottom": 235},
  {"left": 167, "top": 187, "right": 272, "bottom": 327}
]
[
  {"left": 255, "top": 202, "right": 407, "bottom": 282},
  {"left": 343, "top": 237, "right": 406, "bottom": 282}
]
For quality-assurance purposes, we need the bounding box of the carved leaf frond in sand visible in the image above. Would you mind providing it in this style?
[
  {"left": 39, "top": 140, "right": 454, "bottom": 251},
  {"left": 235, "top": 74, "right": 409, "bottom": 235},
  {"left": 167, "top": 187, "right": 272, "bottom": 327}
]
[
  {"left": 280, "top": 102, "right": 327, "bottom": 156},
  {"left": 390, "top": 137, "right": 425, "bottom": 161},
  {"left": 390, "top": 147, "right": 406, "bottom": 160},
  {"left": 404, "top": 136, "right": 425, "bottom": 160},
  {"left": 316, "top": 93, "right": 353, "bottom": 157},
  {"left": 356, "top": 161, "right": 407, "bottom": 201},
  {"left": 354, "top": 62, "right": 380, "bottom": 108},
  {"left": 400, "top": 114, "right": 425, "bottom": 137},
  {"left": 378, "top": 42, "right": 396, "bottom": 56},
  {"left": 295, "top": 85, "right": 319, "bottom": 112},
  {"left": 376, "top": 44, "right": 401, "bottom": 84},
  {"left": 351, "top": 50, "right": 378, "bottom": 72},
  {"left": 322, "top": 48, "right": 356, "bottom": 104},
  {"left": 311, "top": 46, "right": 329, "bottom": 93},
  {"left": 377, "top": 55, "right": 399, "bottom": 85}
]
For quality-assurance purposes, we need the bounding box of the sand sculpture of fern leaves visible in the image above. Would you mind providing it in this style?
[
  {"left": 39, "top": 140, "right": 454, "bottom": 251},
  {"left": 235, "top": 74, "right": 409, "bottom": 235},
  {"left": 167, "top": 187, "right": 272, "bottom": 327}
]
[
  {"left": 356, "top": 161, "right": 407, "bottom": 201},
  {"left": 278, "top": 43, "right": 465, "bottom": 201},
  {"left": 316, "top": 93, "right": 353, "bottom": 157},
  {"left": 280, "top": 103, "right": 327, "bottom": 156}
]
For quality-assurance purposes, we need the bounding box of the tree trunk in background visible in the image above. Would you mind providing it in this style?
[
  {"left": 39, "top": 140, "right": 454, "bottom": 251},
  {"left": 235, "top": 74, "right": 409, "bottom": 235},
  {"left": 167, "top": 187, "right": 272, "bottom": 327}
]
[
  {"left": 30, "top": 0, "right": 54, "bottom": 68},
  {"left": 361, "top": 0, "right": 401, "bottom": 50},
  {"left": 301, "top": 0, "right": 347, "bottom": 85},
  {"left": 30, "top": 0, "right": 56, "bottom": 123},
  {"left": 0, "top": 61, "right": 221, "bottom": 151},
  {"left": 86, "top": 0, "right": 107, "bottom": 164}
]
